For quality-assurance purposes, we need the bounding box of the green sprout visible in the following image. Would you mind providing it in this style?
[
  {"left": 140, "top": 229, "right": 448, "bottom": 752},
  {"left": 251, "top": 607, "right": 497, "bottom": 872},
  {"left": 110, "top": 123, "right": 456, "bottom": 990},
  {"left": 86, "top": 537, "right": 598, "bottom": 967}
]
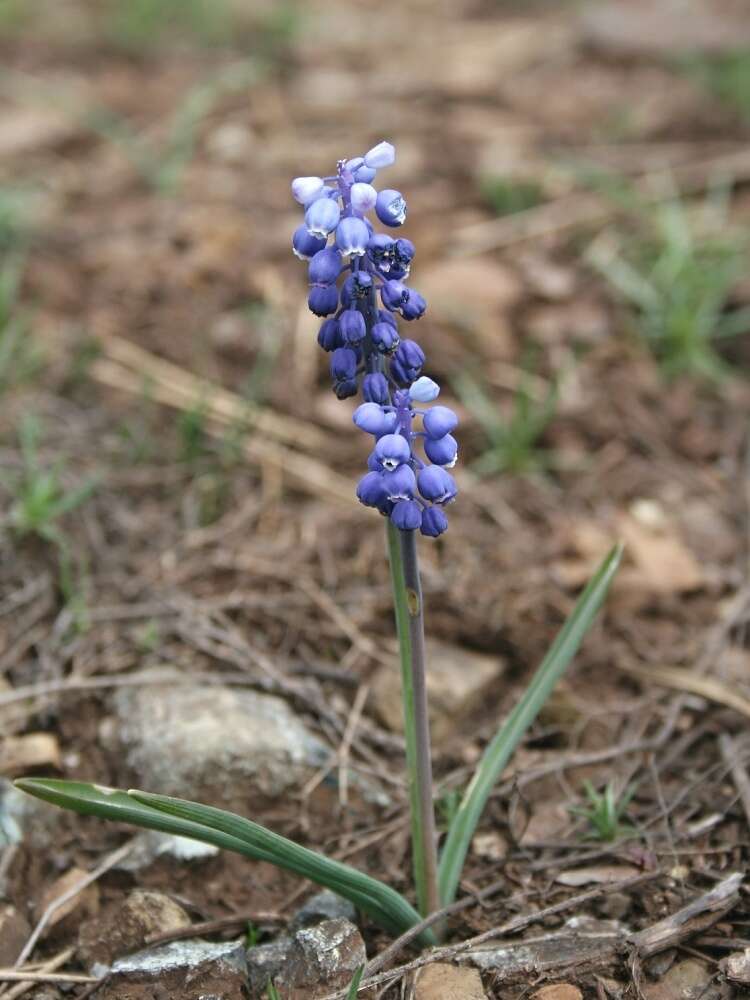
[
  {"left": 436, "top": 788, "right": 462, "bottom": 832},
  {"left": 453, "top": 363, "right": 558, "bottom": 477},
  {"left": 678, "top": 49, "right": 750, "bottom": 122},
  {"left": 102, "top": 0, "right": 301, "bottom": 56},
  {"left": 177, "top": 395, "right": 210, "bottom": 464},
  {"left": 480, "top": 176, "right": 544, "bottom": 216},
  {"left": 0, "top": 186, "right": 43, "bottom": 395},
  {"left": 245, "top": 920, "right": 260, "bottom": 949},
  {"left": 83, "top": 60, "right": 259, "bottom": 195},
  {"left": 588, "top": 184, "right": 748, "bottom": 379},
  {"left": 8, "top": 415, "right": 97, "bottom": 598},
  {"left": 347, "top": 966, "right": 365, "bottom": 998},
  {"left": 570, "top": 780, "right": 636, "bottom": 842}
]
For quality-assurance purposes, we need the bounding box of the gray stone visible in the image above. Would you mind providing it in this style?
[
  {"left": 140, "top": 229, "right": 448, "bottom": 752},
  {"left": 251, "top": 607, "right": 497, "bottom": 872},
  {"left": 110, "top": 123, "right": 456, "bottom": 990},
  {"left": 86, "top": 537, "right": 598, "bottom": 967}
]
[
  {"left": 100, "top": 938, "right": 248, "bottom": 1000},
  {"left": 248, "top": 920, "right": 366, "bottom": 999},
  {"left": 116, "top": 830, "right": 220, "bottom": 872},
  {"left": 111, "top": 682, "right": 330, "bottom": 803},
  {"left": 246, "top": 935, "right": 292, "bottom": 995},
  {"left": 278, "top": 918, "right": 366, "bottom": 999},
  {"left": 643, "top": 959, "right": 716, "bottom": 1000},
  {"left": 726, "top": 948, "right": 750, "bottom": 985},
  {"left": 291, "top": 890, "right": 358, "bottom": 931},
  {"left": 0, "top": 778, "right": 59, "bottom": 851}
]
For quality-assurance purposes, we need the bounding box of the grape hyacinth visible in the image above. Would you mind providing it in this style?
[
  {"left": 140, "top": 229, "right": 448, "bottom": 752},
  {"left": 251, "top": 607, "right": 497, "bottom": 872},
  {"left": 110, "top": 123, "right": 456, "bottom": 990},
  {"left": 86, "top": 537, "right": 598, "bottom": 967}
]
[{"left": 291, "top": 141, "right": 458, "bottom": 536}]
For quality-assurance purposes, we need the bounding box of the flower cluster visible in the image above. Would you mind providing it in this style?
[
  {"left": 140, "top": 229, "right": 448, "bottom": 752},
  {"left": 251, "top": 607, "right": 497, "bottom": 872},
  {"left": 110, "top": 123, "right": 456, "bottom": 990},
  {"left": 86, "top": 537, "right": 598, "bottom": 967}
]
[{"left": 291, "top": 141, "right": 458, "bottom": 536}]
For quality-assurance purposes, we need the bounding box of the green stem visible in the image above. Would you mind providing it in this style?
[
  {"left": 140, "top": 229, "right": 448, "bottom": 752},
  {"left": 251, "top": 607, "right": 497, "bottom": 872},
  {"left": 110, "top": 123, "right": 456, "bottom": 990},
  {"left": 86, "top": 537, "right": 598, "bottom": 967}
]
[{"left": 386, "top": 521, "right": 440, "bottom": 918}]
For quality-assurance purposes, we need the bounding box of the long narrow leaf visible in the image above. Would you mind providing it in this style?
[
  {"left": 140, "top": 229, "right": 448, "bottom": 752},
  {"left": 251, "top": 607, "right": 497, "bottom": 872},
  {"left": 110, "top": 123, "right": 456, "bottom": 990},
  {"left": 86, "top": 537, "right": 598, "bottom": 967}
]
[
  {"left": 129, "top": 789, "right": 433, "bottom": 941},
  {"left": 437, "top": 542, "right": 623, "bottom": 906},
  {"left": 15, "top": 779, "right": 433, "bottom": 944}
]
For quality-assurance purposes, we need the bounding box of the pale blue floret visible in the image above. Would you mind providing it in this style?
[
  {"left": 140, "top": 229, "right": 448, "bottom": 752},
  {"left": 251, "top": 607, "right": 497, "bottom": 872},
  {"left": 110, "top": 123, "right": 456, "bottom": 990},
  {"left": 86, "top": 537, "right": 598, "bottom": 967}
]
[
  {"left": 291, "top": 175, "right": 324, "bottom": 205},
  {"left": 409, "top": 377, "right": 440, "bottom": 403},
  {"left": 364, "top": 141, "right": 396, "bottom": 169},
  {"left": 350, "top": 182, "right": 378, "bottom": 214}
]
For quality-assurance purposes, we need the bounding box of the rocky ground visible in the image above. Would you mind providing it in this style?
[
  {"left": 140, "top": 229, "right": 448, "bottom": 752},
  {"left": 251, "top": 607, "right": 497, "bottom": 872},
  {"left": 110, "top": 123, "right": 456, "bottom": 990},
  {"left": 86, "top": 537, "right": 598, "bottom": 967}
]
[{"left": 2, "top": 0, "right": 750, "bottom": 997}]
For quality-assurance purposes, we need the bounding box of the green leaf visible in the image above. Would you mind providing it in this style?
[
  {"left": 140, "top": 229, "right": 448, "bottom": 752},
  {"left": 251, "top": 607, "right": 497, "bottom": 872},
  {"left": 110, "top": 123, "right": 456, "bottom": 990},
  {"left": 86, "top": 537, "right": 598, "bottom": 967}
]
[
  {"left": 14, "top": 778, "right": 434, "bottom": 945},
  {"left": 346, "top": 965, "right": 365, "bottom": 998},
  {"left": 437, "top": 542, "right": 623, "bottom": 906}
]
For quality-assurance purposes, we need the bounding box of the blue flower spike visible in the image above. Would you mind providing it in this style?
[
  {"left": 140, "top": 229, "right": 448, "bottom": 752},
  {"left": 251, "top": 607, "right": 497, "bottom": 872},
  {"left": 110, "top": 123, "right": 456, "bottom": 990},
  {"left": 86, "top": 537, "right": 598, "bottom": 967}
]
[{"left": 291, "top": 141, "right": 458, "bottom": 534}]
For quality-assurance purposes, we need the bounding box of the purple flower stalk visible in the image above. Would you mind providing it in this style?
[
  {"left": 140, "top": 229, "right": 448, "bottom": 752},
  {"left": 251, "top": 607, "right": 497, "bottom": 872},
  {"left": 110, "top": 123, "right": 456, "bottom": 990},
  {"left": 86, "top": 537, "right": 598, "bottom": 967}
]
[{"left": 291, "top": 141, "right": 459, "bottom": 536}]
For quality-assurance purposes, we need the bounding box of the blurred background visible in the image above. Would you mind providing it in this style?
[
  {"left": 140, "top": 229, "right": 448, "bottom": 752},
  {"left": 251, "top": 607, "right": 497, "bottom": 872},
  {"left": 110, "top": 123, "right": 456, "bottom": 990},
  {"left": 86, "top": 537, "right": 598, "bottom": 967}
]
[{"left": 2, "top": 0, "right": 750, "bottom": 982}]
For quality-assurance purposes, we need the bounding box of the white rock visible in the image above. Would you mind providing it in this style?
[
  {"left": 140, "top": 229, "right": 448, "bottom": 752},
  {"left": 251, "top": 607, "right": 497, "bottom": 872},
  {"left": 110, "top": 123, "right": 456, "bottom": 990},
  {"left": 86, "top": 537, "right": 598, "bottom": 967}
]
[{"left": 112, "top": 683, "right": 330, "bottom": 801}]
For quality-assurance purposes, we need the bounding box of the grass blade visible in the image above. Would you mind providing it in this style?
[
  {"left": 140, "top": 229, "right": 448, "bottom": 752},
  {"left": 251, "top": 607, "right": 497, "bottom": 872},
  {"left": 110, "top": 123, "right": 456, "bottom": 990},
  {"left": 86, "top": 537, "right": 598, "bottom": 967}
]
[
  {"left": 15, "top": 778, "right": 433, "bottom": 944},
  {"left": 437, "top": 542, "right": 623, "bottom": 905},
  {"left": 347, "top": 965, "right": 365, "bottom": 998}
]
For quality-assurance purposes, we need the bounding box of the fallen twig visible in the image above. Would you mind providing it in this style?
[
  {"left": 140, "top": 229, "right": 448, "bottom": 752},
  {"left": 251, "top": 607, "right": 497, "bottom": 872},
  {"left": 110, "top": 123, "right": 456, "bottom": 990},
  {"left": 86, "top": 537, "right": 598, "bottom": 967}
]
[
  {"left": 629, "top": 871, "right": 743, "bottom": 957},
  {"left": 328, "top": 870, "right": 742, "bottom": 999},
  {"left": 95, "top": 334, "right": 325, "bottom": 452},
  {"left": 0, "top": 971, "right": 96, "bottom": 985},
  {"left": 0, "top": 947, "right": 74, "bottom": 1000},
  {"left": 90, "top": 357, "right": 353, "bottom": 506},
  {"left": 15, "top": 840, "right": 136, "bottom": 967},
  {"left": 718, "top": 733, "right": 750, "bottom": 830},
  {"left": 329, "top": 870, "right": 663, "bottom": 998},
  {"left": 618, "top": 663, "right": 750, "bottom": 720}
]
